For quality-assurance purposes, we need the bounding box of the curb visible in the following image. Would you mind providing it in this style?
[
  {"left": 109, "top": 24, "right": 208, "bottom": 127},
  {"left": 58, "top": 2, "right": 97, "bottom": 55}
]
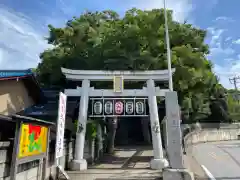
[
  {"left": 184, "top": 148, "right": 210, "bottom": 180},
  {"left": 201, "top": 165, "right": 216, "bottom": 180}
]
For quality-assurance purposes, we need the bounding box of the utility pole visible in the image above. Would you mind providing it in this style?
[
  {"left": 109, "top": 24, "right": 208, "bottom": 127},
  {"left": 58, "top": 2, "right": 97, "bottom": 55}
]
[
  {"left": 229, "top": 76, "right": 240, "bottom": 90},
  {"left": 229, "top": 76, "right": 240, "bottom": 102},
  {"left": 163, "top": 0, "right": 173, "bottom": 91}
]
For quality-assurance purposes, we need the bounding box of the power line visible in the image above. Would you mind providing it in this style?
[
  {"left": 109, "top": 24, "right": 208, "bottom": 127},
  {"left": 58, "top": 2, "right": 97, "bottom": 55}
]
[{"left": 229, "top": 76, "right": 240, "bottom": 102}]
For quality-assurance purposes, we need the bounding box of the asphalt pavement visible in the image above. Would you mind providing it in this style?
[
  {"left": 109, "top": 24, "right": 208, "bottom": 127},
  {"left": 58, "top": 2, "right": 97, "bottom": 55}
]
[{"left": 192, "top": 140, "right": 240, "bottom": 180}]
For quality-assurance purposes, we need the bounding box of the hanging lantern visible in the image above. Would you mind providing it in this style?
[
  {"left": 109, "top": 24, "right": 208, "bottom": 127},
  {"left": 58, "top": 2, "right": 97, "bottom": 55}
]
[
  {"left": 125, "top": 101, "right": 134, "bottom": 114},
  {"left": 104, "top": 101, "right": 113, "bottom": 114},
  {"left": 136, "top": 101, "right": 144, "bottom": 114},
  {"left": 94, "top": 101, "right": 102, "bottom": 115},
  {"left": 115, "top": 101, "right": 124, "bottom": 114}
]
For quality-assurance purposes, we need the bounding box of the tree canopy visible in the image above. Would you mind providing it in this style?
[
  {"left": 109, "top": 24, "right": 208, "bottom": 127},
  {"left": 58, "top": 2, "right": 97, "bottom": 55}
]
[{"left": 36, "top": 8, "right": 227, "bottom": 122}]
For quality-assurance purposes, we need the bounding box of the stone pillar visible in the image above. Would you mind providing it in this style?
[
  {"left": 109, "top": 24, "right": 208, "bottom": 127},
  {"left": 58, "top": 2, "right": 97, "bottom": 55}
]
[
  {"left": 147, "top": 79, "right": 169, "bottom": 170},
  {"left": 165, "top": 91, "right": 184, "bottom": 169},
  {"left": 70, "top": 79, "right": 90, "bottom": 170}
]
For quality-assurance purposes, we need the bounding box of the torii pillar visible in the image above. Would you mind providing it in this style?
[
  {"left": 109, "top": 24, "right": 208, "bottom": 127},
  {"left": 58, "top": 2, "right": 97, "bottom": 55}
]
[
  {"left": 147, "top": 79, "right": 169, "bottom": 169},
  {"left": 71, "top": 79, "right": 90, "bottom": 170}
]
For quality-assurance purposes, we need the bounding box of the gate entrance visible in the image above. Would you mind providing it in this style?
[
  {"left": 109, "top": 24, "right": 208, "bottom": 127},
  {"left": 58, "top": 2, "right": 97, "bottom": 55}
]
[
  {"left": 61, "top": 67, "right": 176, "bottom": 171},
  {"left": 115, "top": 117, "right": 145, "bottom": 146}
]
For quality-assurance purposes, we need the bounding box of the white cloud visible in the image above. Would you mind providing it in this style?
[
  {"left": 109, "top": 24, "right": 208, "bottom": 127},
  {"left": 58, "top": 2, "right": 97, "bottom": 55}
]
[
  {"left": 124, "top": 0, "right": 193, "bottom": 22},
  {"left": 216, "top": 16, "right": 227, "bottom": 21},
  {"left": 0, "top": 5, "right": 51, "bottom": 69},
  {"left": 233, "top": 39, "right": 240, "bottom": 44},
  {"left": 215, "top": 16, "right": 234, "bottom": 22},
  {"left": 213, "top": 55, "right": 240, "bottom": 89},
  {"left": 230, "top": 56, "right": 240, "bottom": 71},
  {"left": 225, "top": 37, "right": 232, "bottom": 41},
  {"left": 207, "top": 26, "right": 238, "bottom": 89},
  {"left": 0, "top": 0, "right": 193, "bottom": 71},
  {"left": 207, "top": 27, "right": 235, "bottom": 58},
  {"left": 213, "top": 65, "right": 232, "bottom": 89},
  {"left": 210, "top": 47, "right": 234, "bottom": 56},
  {"left": 211, "top": 44, "right": 240, "bottom": 89},
  {"left": 213, "top": 63, "right": 240, "bottom": 89},
  {"left": 225, "top": 58, "right": 234, "bottom": 62},
  {"left": 207, "top": 27, "right": 225, "bottom": 46}
]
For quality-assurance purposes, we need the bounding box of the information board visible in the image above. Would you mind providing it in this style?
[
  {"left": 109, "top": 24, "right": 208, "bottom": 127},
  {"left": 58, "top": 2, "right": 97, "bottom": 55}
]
[
  {"left": 18, "top": 124, "right": 48, "bottom": 158},
  {"left": 113, "top": 76, "right": 124, "bottom": 92}
]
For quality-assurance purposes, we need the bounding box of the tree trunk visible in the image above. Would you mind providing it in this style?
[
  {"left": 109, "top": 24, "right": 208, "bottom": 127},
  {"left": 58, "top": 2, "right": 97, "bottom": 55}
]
[{"left": 106, "top": 117, "right": 118, "bottom": 154}]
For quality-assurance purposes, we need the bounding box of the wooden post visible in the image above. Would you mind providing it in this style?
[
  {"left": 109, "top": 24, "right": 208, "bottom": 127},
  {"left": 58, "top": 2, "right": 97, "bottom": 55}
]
[
  {"left": 9, "top": 121, "right": 21, "bottom": 180},
  {"left": 42, "top": 127, "right": 50, "bottom": 180}
]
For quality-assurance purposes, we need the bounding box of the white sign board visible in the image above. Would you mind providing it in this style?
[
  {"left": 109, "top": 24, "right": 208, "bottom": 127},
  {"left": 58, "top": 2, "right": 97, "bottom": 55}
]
[
  {"left": 165, "top": 91, "right": 184, "bottom": 169},
  {"left": 55, "top": 92, "right": 67, "bottom": 159}
]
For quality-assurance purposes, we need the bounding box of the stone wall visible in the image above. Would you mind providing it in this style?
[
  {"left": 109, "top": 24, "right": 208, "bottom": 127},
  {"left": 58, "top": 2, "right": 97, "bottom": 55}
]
[{"left": 183, "top": 123, "right": 240, "bottom": 147}]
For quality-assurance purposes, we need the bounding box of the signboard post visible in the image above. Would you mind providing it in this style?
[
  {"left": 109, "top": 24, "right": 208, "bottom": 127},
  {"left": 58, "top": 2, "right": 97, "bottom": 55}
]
[
  {"left": 55, "top": 92, "right": 69, "bottom": 179},
  {"left": 9, "top": 115, "right": 53, "bottom": 180}
]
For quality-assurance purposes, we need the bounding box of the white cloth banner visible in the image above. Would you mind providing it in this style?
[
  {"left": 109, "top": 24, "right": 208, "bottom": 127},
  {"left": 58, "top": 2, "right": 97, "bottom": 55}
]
[{"left": 55, "top": 92, "right": 67, "bottom": 159}]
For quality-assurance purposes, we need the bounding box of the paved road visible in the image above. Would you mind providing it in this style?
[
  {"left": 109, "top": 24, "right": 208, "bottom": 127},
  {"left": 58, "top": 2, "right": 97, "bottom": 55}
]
[{"left": 192, "top": 140, "right": 240, "bottom": 180}]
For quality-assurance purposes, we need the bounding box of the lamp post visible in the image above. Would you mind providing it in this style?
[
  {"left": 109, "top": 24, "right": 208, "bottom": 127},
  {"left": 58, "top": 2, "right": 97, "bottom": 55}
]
[{"left": 163, "top": 0, "right": 173, "bottom": 91}]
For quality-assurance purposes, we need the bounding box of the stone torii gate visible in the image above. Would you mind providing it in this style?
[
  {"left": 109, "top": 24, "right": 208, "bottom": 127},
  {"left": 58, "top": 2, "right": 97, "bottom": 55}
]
[{"left": 61, "top": 67, "right": 178, "bottom": 171}]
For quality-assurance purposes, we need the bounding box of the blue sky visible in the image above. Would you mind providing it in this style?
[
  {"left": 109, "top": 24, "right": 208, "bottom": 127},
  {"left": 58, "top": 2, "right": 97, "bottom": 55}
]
[{"left": 0, "top": 0, "right": 239, "bottom": 89}]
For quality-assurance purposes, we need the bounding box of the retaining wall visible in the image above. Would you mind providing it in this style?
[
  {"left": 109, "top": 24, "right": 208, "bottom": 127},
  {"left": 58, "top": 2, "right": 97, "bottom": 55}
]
[{"left": 183, "top": 123, "right": 240, "bottom": 147}]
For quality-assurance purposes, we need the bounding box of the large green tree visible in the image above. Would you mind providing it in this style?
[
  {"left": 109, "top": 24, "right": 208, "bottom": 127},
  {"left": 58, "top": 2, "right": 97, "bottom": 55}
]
[{"left": 36, "top": 8, "right": 224, "bottom": 122}]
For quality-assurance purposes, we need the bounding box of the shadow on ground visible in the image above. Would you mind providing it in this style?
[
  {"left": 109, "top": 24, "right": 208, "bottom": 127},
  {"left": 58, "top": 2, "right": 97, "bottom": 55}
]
[
  {"left": 116, "top": 146, "right": 152, "bottom": 151},
  {"left": 66, "top": 146, "right": 161, "bottom": 180},
  {"left": 95, "top": 178, "right": 162, "bottom": 180},
  {"left": 66, "top": 170, "right": 162, "bottom": 180},
  {"left": 90, "top": 146, "right": 152, "bottom": 169}
]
